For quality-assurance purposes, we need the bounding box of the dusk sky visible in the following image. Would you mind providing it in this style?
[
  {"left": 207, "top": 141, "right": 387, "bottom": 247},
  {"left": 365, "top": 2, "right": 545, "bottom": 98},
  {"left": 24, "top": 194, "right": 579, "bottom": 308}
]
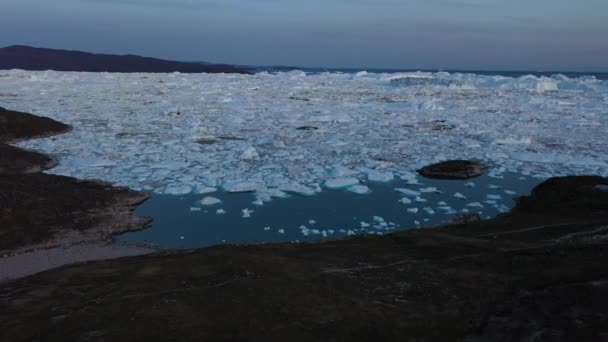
[{"left": 1, "top": 0, "right": 607, "bottom": 71}]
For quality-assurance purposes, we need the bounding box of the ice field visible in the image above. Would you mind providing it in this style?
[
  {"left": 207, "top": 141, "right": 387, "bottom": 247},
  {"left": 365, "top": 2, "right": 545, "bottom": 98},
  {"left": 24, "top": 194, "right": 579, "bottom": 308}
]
[
  {"left": 3, "top": 69, "right": 607, "bottom": 199},
  {"left": 3, "top": 69, "right": 607, "bottom": 245}
]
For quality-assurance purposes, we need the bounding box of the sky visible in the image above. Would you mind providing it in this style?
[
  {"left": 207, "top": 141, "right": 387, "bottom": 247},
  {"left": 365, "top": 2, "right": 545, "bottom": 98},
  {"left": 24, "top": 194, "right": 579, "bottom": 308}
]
[{"left": 1, "top": 0, "right": 607, "bottom": 71}]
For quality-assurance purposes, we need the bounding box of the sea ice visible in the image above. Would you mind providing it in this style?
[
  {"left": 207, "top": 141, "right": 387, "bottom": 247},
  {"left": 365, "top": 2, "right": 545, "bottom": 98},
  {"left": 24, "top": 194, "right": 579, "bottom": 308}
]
[
  {"left": 216, "top": 209, "right": 226, "bottom": 215},
  {"left": 366, "top": 170, "right": 394, "bottom": 182},
  {"left": 200, "top": 197, "right": 222, "bottom": 206},
  {"left": 395, "top": 188, "right": 421, "bottom": 197},
  {"left": 454, "top": 192, "right": 467, "bottom": 200},
  {"left": 347, "top": 185, "right": 371, "bottom": 194},
  {"left": 241, "top": 208, "right": 254, "bottom": 218},
  {"left": 325, "top": 177, "right": 360, "bottom": 189}
]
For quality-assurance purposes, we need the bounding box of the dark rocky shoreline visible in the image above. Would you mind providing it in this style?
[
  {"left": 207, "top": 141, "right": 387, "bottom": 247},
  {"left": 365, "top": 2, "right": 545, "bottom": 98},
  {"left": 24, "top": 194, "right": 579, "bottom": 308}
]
[
  {"left": 0, "top": 107, "right": 151, "bottom": 256},
  {"left": 1, "top": 107, "right": 607, "bottom": 341}
]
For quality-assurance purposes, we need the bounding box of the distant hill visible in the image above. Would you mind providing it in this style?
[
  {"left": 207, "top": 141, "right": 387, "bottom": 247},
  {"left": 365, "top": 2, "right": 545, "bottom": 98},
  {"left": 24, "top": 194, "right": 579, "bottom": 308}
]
[{"left": 0, "top": 45, "right": 252, "bottom": 74}]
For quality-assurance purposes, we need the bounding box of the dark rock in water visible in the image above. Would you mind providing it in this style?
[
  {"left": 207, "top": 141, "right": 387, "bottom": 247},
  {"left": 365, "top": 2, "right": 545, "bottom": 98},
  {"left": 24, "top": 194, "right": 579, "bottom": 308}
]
[
  {"left": 296, "top": 126, "right": 319, "bottom": 131},
  {"left": 218, "top": 135, "right": 245, "bottom": 141},
  {"left": 196, "top": 138, "right": 218, "bottom": 145},
  {"left": 418, "top": 160, "right": 487, "bottom": 179}
]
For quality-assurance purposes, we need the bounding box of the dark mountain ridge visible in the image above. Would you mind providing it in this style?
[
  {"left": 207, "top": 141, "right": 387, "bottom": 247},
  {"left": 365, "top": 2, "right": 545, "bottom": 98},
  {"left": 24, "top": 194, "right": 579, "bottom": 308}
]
[{"left": 0, "top": 45, "right": 252, "bottom": 74}]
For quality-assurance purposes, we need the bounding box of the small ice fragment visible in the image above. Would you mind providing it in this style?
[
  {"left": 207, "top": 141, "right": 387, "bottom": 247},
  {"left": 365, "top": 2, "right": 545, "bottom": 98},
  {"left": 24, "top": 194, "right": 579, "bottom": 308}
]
[
  {"left": 419, "top": 187, "right": 439, "bottom": 193},
  {"left": 395, "top": 188, "right": 421, "bottom": 197},
  {"left": 407, "top": 208, "right": 419, "bottom": 214},
  {"left": 240, "top": 146, "right": 259, "bottom": 160},
  {"left": 325, "top": 177, "right": 360, "bottom": 189},
  {"left": 311, "top": 229, "right": 321, "bottom": 235},
  {"left": 415, "top": 196, "right": 427, "bottom": 203},
  {"left": 223, "top": 181, "right": 261, "bottom": 193},
  {"left": 414, "top": 220, "right": 420, "bottom": 225},
  {"left": 321, "top": 230, "right": 328, "bottom": 237},
  {"left": 347, "top": 184, "right": 371, "bottom": 194},
  {"left": 216, "top": 209, "right": 227, "bottom": 215},
  {"left": 252, "top": 199, "right": 264, "bottom": 206},
  {"left": 278, "top": 183, "right": 315, "bottom": 196},
  {"left": 423, "top": 207, "right": 436, "bottom": 215},
  {"left": 264, "top": 226, "right": 271, "bottom": 231},
  {"left": 487, "top": 194, "right": 502, "bottom": 200},
  {"left": 464, "top": 182, "right": 475, "bottom": 188},
  {"left": 331, "top": 165, "right": 359, "bottom": 177},
  {"left": 488, "top": 184, "right": 500, "bottom": 189},
  {"left": 308, "top": 219, "right": 317, "bottom": 225},
  {"left": 467, "top": 202, "right": 484, "bottom": 208},
  {"left": 180, "top": 236, "right": 185, "bottom": 240},
  {"left": 299, "top": 225, "right": 307, "bottom": 230},
  {"left": 367, "top": 170, "right": 394, "bottom": 182},
  {"left": 360, "top": 221, "right": 371, "bottom": 228},
  {"left": 399, "top": 197, "right": 413, "bottom": 205},
  {"left": 484, "top": 200, "right": 497, "bottom": 205},
  {"left": 241, "top": 208, "right": 254, "bottom": 218},
  {"left": 373, "top": 216, "right": 385, "bottom": 222},
  {"left": 164, "top": 184, "right": 192, "bottom": 195},
  {"left": 347, "top": 230, "right": 355, "bottom": 236},
  {"left": 504, "top": 190, "right": 517, "bottom": 195},
  {"left": 328, "top": 229, "right": 335, "bottom": 234},
  {"left": 278, "top": 229, "right": 285, "bottom": 234},
  {"left": 454, "top": 192, "right": 466, "bottom": 200},
  {"left": 196, "top": 186, "right": 217, "bottom": 194},
  {"left": 438, "top": 201, "right": 448, "bottom": 206},
  {"left": 190, "top": 207, "right": 202, "bottom": 212},
  {"left": 201, "top": 197, "right": 222, "bottom": 206}
]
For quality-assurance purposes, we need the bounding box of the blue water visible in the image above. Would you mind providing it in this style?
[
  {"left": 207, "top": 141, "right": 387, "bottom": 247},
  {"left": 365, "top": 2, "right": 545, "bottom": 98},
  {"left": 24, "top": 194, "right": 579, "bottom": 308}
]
[{"left": 116, "top": 173, "right": 540, "bottom": 249}]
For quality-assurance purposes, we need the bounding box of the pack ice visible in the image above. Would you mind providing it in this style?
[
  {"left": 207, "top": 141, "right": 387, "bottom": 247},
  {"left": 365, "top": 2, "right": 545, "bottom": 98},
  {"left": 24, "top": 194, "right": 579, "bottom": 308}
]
[{"left": 2, "top": 70, "right": 607, "bottom": 197}]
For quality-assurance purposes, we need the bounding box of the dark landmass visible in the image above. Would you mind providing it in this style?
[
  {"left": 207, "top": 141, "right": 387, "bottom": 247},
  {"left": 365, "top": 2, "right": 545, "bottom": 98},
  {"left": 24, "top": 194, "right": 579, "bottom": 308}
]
[
  {"left": 0, "top": 45, "right": 252, "bottom": 74},
  {"left": 418, "top": 160, "right": 487, "bottom": 180},
  {"left": 1, "top": 107, "right": 608, "bottom": 341},
  {"left": 1, "top": 175, "right": 607, "bottom": 341},
  {"left": 0, "top": 107, "right": 150, "bottom": 255}
]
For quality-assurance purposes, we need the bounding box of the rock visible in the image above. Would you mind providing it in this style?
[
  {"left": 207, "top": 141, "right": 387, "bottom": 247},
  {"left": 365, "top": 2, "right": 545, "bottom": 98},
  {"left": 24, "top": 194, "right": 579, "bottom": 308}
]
[
  {"left": 417, "top": 160, "right": 487, "bottom": 180},
  {"left": 296, "top": 126, "right": 318, "bottom": 130}
]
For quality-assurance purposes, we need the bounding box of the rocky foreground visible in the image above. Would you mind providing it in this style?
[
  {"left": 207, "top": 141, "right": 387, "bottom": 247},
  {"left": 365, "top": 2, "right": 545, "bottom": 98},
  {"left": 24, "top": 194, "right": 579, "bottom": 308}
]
[
  {"left": 1, "top": 108, "right": 607, "bottom": 341},
  {"left": 0, "top": 107, "right": 152, "bottom": 271}
]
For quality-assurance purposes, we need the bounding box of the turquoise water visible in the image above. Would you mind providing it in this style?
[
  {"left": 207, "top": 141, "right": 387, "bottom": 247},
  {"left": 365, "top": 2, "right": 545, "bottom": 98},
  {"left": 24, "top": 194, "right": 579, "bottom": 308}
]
[{"left": 116, "top": 173, "right": 540, "bottom": 249}]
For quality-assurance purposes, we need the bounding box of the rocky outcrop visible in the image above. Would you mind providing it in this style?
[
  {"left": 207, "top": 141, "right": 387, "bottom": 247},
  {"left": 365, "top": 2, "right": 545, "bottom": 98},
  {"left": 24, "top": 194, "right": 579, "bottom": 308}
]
[{"left": 417, "top": 159, "right": 487, "bottom": 179}]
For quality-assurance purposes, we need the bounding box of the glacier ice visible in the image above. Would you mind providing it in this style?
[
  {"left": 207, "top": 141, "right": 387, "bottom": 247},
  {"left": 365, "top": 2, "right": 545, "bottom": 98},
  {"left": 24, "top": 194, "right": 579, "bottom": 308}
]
[
  {"left": 2, "top": 69, "right": 606, "bottom": 199},
  {"left": 325, "top": 177, "right": 360, "bottom": 189}
]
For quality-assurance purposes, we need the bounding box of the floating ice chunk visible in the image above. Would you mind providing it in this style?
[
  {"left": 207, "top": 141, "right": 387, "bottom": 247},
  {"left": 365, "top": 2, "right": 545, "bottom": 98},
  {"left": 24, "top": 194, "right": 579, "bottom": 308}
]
[
  {"left": 454, "top": 192, "right": 466, "bottom": 200},
  {"left": 360, "top": 221, "right": 371, "bottom": 228},
  {"left": 240, "top": 146, "right": 259, "bottom": 160},
  {"left": 190, "top": 207, "right": 202, "bottom": 212},
  {"left": 419, "top": 187, "right": 439, "bottom": 193},
  {"left": 423, "top": 207, "right": 436, "bottom": 215},
  {"left": 407, "top": 208, "right": 419, "bottom": 214},
  {"left": 398, "top": 197, "right": 413, "bottom": 205},
  {"left": 367, "top": 170, "right": 394, "bottom": 182},
  {"left": 201, "top": 197, "right": 222, "bottom": 206},
  {"left": 325, "top": 177, "right": 360, "bottom": 189},
  {"left": 415, "top": 196, "right": 427, "bottom": 203},
  {"left": 373, "top": 216, "right": 385, "bottom": 223},
  {"left": 264, "top": 226, "right": 271, "bottom": 231},
  {"left": 216, "top": 209, "right": 226, "bottom": 215},
  {"left": 252, "top": 199, "right": 264, "bottom": 206},
  {"left": 467, "top": 202, "right": 484, "bottom": 208},
  {"left": 438, "top": 201, "right": 448, "bottom": 206},
  {"left": 395, "top": 188, "right": 421, "bottom": 197},
  {"left": 328, "top": 229, "right": 335, "bottom": 234},
  {"left": 504, "top": 190, "right": 517, "bottom": 195},
  {"left": 414, "top": 220, "right": 420, "bottom": 225},
  {"left": 265, "top": 188, "right": 290, "bottom": 198},
  {"left": 347, "top": 184, "right": 371, "bottom": 194},
  {"left": 484, "top": 200, "right": 497, "bottom": 204},
  {"left": 331, "top": 165, "right": 359, "bottom": 177},
  {"left": 279, "top": 183, "right": 316, "bottom": 196},
  {"left": 464, "top": 182, "right": 475, "bottom": 188},
  {"left": 164, "top": 184, "right": 192, "bottom": 195},
  {"left": 311, "top": 229, "right": 321, "bottom": 235},
  {"left": 195, "top": 186, "right": 217, "bottom": 194},
  {"left": 486, "top": 194, "right": 502, "bottom": 200},
  {"left": 321, "top": 231, "right": 328, "bottom": 238},
  {"left": 278, "top": 229, "right": 285, "bottom": 234},
  {"left": 223, "top": 181, "right": 262, "bottom": 193},
  {"left": 241, "top": 208, "right": 254, "bottom": 218},
  {"left": 488, "top": 184, "right": 500, "bottom": 189},
  {"left": 308, "top": 219, "right": 316, "bottom": 225}
]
